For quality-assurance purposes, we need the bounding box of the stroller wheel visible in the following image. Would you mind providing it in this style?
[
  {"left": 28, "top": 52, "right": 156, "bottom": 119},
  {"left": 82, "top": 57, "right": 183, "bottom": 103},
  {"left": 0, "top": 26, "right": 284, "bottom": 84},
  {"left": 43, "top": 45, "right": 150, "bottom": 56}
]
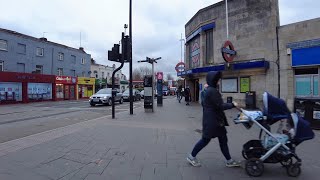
[
  {"left": 242, "top": 150, "right": 248, "bottom": 160},
  {"left": 280, "top": 157, "right": 292, "bottom": 167},
  {"left": 287, "top": 164, "right": 301, "bottom": 177},
  {"left": 245, "top": 158, "right": 264, "bottom": 177}
]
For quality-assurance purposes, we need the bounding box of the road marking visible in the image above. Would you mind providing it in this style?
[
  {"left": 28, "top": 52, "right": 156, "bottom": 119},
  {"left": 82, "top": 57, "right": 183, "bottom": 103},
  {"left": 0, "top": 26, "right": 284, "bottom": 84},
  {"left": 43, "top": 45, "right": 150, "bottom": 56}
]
[{"left": 0, "top": 105, "right": 144, "bottom": 157}]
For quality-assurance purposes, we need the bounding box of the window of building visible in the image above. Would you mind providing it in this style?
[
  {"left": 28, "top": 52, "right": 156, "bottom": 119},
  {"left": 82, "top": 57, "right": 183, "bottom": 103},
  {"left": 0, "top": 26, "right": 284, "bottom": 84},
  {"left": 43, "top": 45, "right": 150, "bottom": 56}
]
[
  {"left": 57, "top": 68, "right": 63, "bottom": 76},
  {"left": 107, "top": 72, "right": 110, "bottom": 77},
  {"left": 102, "top": 72, "right": 105, "bottom": 78},
  {"left": 71, "top": 55, "right": 76, "bottom": 64},
  {"left": 58, "top": 52, "right": 64, "bottom": 61},
  {"left": 81, "top": 58, "right": 85, "bottom": 64},
  {"left": 71, "top": 70, "right": 76, "bottom": 77},
  {"left": 36, "top": 47, "right": 44, "bottom": 56},
  {"left": 0, "top": 61, "right": 3, "bottom": 71},
  {"left": 17, "top": 43, "right": 26, "bottom": 54},
  {"left": 295, "top": 68, "right": 319, "bottom": 97},
  {"left": 35, "top": 65, "right": 43, "bottom": 74},
  {"left": 17, "top": 63, "right": 25, "bottom": 73},
  {"left": 0, "top": 40, "right": 8, "bottom": 51},
  {"left": 205, "top": 29, "right": 213, "bottom": 64}
]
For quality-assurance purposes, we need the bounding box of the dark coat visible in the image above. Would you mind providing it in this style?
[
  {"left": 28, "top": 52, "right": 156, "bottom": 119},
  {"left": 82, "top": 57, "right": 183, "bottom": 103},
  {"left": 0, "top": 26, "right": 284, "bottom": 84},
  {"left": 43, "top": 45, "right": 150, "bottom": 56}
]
[
  {"left": 185, "top": 88, "right": 190, "bottom": 101},
  {"left": 202, "top": 71, "right": 234, "bottom": 139}
]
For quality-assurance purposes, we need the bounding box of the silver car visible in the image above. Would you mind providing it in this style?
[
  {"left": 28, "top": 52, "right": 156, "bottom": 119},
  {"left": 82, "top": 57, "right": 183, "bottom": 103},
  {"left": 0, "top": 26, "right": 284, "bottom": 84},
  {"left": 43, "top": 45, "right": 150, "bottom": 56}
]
[
  {"left": 89, "top": 88, "right": 123, "bottom": 106},
  {"left": 122, "top": 89, "right": 141, "bottom": 101}
]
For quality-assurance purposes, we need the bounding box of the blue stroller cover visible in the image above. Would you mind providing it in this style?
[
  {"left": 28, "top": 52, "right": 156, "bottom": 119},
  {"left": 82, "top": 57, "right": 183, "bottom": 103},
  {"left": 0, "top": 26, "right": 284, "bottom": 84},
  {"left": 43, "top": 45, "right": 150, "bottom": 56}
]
[
  {"left": 292, "top": 113, "right": 315, "bottom": 144},
  {"left": 263, "top": 92, "right": 291, "bottom": 124}
]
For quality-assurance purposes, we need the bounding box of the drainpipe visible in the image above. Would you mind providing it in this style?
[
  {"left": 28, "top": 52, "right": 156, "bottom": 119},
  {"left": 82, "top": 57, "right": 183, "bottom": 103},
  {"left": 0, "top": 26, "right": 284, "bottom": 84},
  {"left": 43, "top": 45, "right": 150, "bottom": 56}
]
[{"left": 276, "top": 26, "right": 280, "bottom": 98}]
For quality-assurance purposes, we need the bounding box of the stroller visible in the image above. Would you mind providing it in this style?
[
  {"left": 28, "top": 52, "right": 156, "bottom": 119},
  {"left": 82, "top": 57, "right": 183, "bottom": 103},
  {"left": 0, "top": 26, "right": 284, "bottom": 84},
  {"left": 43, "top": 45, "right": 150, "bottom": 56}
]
[{"left": 234, "top": 92, "right": 315, "bottom": 177}]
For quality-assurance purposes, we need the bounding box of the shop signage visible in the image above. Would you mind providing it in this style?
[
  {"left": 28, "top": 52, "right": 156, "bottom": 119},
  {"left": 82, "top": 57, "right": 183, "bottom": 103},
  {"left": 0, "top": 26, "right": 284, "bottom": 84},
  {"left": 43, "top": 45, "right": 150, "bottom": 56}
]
[
  {"left": 157, "top": 72, "right": 163, "bottom": 80},
  {"left": 55, "top": 76, "right": 76, "bottom": 84},
  {"left": 221, "top": 41, "right": 237, "bottom": 62},
  {"left": 175, "top": 62, "right": 186, "bottom": 73},
  {"left": 16, "top": 75, "right": 36, "bottom": 80}
]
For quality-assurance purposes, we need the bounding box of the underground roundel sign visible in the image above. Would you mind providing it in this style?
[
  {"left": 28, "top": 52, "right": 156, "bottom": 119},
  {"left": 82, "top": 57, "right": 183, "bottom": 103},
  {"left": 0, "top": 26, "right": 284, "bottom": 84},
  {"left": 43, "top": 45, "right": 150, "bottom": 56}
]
[
  {"left": 175, "top": 62, "right": 186, "bottom": 73},
  {"left": 221, "top": 41, "right": 237, "bottom": 62}
]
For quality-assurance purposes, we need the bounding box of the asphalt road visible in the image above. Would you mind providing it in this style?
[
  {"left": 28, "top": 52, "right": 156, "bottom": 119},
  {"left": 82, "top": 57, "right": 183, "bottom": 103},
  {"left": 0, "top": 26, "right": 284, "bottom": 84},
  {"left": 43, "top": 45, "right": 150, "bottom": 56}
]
[{"left": 0, "top": 99, "right": 145, "bottom": 143}]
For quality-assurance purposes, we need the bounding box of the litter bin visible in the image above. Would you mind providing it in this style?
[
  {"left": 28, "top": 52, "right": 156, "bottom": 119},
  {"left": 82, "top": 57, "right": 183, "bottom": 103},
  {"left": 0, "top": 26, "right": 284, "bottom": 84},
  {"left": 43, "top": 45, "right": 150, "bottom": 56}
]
[
  {"left": 227, "top": 96, "right": 233, "bottom": 103},
  {"left": 294, "top": 98, "right": 320, "bottom": 130},
  {"left": 245, "top": 91, "right": 256, "bottom": 109}
]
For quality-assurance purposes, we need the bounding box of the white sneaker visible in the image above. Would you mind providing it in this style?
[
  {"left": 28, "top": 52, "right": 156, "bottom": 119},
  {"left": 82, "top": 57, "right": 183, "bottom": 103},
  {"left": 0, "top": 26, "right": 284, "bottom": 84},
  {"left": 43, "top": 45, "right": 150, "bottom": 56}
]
[
  {"left": 226, "top": 159, "right": 241, "bottom": 167},
  {"left": 187, "top": 154, "right": 201, "bottom": 167}
]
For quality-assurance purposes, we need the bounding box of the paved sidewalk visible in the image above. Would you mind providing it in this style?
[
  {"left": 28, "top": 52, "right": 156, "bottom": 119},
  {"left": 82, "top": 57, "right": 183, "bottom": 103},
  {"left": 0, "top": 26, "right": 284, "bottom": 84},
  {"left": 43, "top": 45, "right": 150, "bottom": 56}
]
[{"left": 0, "top": 98, "right": 319, "bottom": 180}]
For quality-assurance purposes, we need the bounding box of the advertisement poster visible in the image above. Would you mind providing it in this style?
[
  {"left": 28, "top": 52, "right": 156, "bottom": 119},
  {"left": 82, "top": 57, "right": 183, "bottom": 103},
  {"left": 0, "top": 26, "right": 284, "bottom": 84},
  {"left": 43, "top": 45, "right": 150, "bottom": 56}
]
[
  {"left": 240, "top": 77, "right": 250, "bottom": 93},
  {"left": 28, "top": 83, "right": 52, "bottom": 100},
  {"left": 221, "top": 78, "right": 238, "bottom": 93},
  {"left": 0, "top": 82, "right": 22, "bottom": 101}
]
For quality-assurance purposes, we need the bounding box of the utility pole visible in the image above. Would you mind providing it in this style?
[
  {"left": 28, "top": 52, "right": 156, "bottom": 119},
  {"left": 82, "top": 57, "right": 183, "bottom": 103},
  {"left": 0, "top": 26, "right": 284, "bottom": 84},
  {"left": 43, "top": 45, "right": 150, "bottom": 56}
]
[
  {"left": 225, "top": 0, "right": 229, "bottom": 39},
  {"left": 129, "top": 0, "right": 133, "bottom": 115}
]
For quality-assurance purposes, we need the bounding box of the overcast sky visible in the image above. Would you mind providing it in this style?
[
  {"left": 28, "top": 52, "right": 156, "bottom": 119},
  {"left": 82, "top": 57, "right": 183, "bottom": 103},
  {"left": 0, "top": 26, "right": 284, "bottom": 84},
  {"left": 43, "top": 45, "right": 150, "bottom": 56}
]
[{"left": 1, "top": 0, "right": 319, "bottom": 79}]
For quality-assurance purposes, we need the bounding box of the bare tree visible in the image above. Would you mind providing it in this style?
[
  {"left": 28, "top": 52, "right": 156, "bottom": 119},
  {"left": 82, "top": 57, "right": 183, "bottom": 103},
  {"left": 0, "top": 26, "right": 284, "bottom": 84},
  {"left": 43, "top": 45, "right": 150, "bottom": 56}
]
[
  {"left": 132, "top": 66, "right": 152, "bottom": 80},
  {"left": 166, "top": 74, "right": 174, "bottom": 81}
]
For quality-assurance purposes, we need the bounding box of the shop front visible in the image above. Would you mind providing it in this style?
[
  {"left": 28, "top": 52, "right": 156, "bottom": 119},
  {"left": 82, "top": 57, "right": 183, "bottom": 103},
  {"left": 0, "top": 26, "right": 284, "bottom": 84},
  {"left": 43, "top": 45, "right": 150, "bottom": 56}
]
[
  {"left": 0, "top": 71, "right": 55, "bottom": 104},
  {"left": 55, "top": 76, "right": 77, "bottom": 100},
  {"left": 77, "top": 77, "right": 95, "bottom": 99},
  {"left": 95, "top": 78, "right": 107, "bottom": 93}
]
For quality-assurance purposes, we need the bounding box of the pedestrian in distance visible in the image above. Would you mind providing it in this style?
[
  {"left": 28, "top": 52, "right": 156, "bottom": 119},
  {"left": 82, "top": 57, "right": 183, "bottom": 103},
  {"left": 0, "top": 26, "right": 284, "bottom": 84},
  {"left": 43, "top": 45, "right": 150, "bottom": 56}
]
[
  {"left": 185, "top": 86, "right": 191, "bottom": 105},
  {"left": 177, "top": 85, "right": 183, "bottom": 103},
  {"left": 187, "top": 71, "right": 241, "bottom": 167}
]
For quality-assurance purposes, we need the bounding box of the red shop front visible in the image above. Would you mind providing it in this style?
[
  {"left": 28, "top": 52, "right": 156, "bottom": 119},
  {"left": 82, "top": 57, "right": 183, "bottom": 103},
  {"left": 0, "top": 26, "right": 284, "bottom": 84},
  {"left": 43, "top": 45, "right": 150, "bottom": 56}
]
[
  {"left": 55, "top": 76, "right": 77, "bottom": 100},
  {"left": 0, "top": 72, "right": 56, "bottom": 104}
]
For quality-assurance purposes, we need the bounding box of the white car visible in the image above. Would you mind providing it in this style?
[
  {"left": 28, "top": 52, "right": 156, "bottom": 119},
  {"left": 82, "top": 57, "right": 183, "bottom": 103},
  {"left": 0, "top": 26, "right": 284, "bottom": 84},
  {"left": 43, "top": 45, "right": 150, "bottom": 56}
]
[
  {"left": 89, "top": 88, "right": 123, "bottom": 106},
  {"left": 140, "top": 90, "right": 144, "bottom": 99}
]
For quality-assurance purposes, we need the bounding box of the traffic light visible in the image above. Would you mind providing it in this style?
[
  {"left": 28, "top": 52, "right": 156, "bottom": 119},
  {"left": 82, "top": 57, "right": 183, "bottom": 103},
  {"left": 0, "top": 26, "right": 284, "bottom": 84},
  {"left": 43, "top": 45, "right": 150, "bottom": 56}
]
[
  {"left": 108, "top": 44, "right": 121, "bottom": 62},
  {"left": 122, "top": 35, "right": 131, "bottom": 63}
]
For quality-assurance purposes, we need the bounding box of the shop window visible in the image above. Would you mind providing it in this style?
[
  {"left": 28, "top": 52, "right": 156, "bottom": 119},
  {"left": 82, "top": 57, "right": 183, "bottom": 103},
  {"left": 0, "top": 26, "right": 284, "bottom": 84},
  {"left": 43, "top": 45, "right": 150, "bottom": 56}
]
[
  {"left": 58, "top": 52, "right": 64, "bottom": 61},
  {"left": 17, "top": 43, "right": 26, "bottom": 54},
  {"left": 205, "top": 29, "right": 213, "bottom": 64},
  {"left": 0, "top": 39, "right": 8, "bottom": 51},
  {"left": 295, "top": 75, "right": 319, "bottom": 97},
  {"left": 0, "top": 61, "right": 3, "bottom": 71},
  {"left": 36, "top": 47, "right": 44, "bottom": 56},
  {"left": 56, "top": 84, "right": 64, "bottom": 99},
  {"left": 35, "top": 65, "right": 43, "bottom": 74},
  {"left": 0, "top": 82, "right": 23, "bottom": 102},
  {"left": 221, "top": 78, "right": 238, "bottom": 93},
  {"left": 57, "top": 68, "right": 63, "bottom": 76},
  {"left": 71, "top": 55, "right": 76, "bottom": 64},
  {"left": 28, "top": 83, "right": 52, "bottom": 100}
]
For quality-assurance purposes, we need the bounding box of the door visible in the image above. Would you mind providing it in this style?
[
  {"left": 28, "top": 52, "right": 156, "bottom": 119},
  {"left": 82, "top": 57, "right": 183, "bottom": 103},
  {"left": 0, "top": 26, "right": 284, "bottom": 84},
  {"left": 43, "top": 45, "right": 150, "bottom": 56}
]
[
  {"left": 195, "top": 80, "right": 199, "bottom": 102},
  {"left": 64, "top": 85, "right": 70, "bottom": 100},
  {"left": 70, "top": 85, "right": 75, "bottom": 99}
]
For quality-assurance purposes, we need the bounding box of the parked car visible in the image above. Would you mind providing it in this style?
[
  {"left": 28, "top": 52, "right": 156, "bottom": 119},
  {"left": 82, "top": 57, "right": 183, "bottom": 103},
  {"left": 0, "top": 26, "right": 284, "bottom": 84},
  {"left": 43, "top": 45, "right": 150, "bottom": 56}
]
[
  {"left": 163, "top": 86, "right": 169, "bottom": 96},
  {"left": 89, "top": 88, "right": 123, "bottom": 106},
  {"left": 140, "top": 90, "right": 144, "bottom": 99},
  {"left": 122, "top": 89, "right": 141, "bottom": 101}
]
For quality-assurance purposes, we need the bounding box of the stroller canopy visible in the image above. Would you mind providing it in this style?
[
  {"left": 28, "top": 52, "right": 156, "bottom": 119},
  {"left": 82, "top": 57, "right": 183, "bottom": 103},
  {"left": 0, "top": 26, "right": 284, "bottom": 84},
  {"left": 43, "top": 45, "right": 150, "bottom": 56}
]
[
  {"left": 263, "top": 92, "right": 291, "bottom": 124},
  {"left": 291, "top": 113, "right": 315, "bottom": 143}
]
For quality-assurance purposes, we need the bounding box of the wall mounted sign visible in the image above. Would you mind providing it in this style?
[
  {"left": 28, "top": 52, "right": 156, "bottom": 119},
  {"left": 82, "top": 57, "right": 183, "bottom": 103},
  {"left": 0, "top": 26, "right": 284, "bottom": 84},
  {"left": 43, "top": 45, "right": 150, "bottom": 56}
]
[{"left": 221, "top": 41, "right": 237, "bottom": 62}]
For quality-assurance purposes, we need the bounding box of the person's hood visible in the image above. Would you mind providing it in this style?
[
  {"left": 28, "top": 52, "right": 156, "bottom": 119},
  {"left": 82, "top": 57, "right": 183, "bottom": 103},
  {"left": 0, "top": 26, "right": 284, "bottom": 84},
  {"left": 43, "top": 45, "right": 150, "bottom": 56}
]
[{"left": 206, "top": 71, "right": 222, "bottom": 88}]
